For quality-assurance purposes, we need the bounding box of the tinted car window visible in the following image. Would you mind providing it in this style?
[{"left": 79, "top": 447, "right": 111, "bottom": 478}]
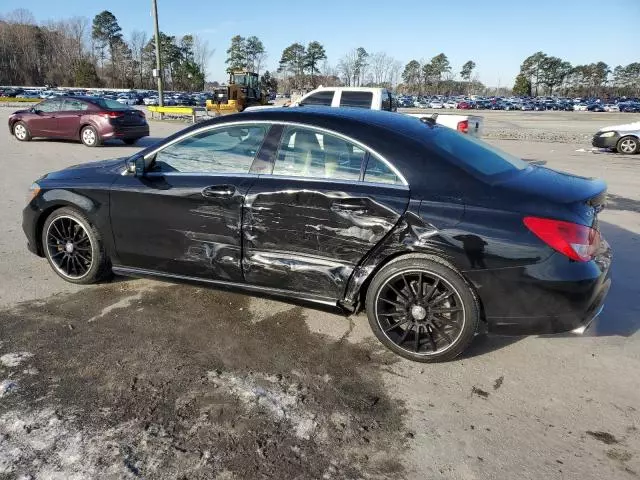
[
  {"left": 63, "top": 99, "right": 89, "bottom": 111},
  {"left": 431, "top": 127, "right": 528, "bottom": 178},
  {"left": 273, "top": 126, "right": 364, "bottom": 181},
  {"left": 381, "top": 90, "right": 391, "bottom": 111},
  {"left": 152, "top": 125, "right": 268, "bottom": 174},
  {"left": 364, "top": 156, "right": 401, "bottom": 185},
  {"left": 92, "top": 98, "right": 131, "bottom": 110},
  {"left": 340, "top": 91, "right": 374, "bottom": 109},
  {"left": 300, "top": 91, "right": 334, "bottom": 106},
  {"left": 36, "top": 100, "right": 62, "bottom": 113}
]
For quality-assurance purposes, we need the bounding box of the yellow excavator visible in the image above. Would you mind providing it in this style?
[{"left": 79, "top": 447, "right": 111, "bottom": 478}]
[{"left": 206, "top": 70, "right": 268, "bottom": 114}]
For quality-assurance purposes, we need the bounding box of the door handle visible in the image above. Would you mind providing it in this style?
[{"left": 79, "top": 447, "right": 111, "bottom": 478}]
[
  {"left": 330, "top": 198, "right": 369, "bottom": 214},
  {"left": 202, "top": 185, "right": 236, "bottom": 198}
]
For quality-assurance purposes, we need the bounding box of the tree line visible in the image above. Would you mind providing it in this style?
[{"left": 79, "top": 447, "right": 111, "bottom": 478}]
[
  {"left": 513, "top": 51, "right": 640, "bottom": 97},
  {"left": 0, "top": 8, "right": 213, "bottom": 91}
]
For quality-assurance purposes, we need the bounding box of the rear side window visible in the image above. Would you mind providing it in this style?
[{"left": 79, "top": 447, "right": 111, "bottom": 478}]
[
  {"left": 272, "top": 126, "right": 365, "bottom": 181},
  {"left": 364, "top": 156, "right": 402, "bottom": 185},
  {"left": 63, "top": 99, "right": 89, "bottom": 111},
  {"left": 93, "top": 98, "right": 130, "bottom": 110},
  {"left": 340, "top": 91, "right": 373, "bottom": 109},
  {"left": 300, "top": 90, "right": 334, "bottom": 106},
  {"left": 431, "top": 127, "right": 528, "bottom": 179}
]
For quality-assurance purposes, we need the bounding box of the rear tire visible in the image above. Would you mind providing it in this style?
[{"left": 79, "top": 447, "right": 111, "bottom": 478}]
[
  {"left": 616, "top": 136, "right": 639, "bottom": 155},
  {"left": 13, "top": 121, "right": 32, "bottom": 141},
  {"left": 123, "top": 138, "right": 139, "bottom": 145},
  {"left": 80, "top": 125, "right": 101, "bottom": 147},
  {"left": 41, "top": 207, "right": 111, "bottom": 284},
  {"left": 365, "top": 255, "right": 479, "bottom": 362}
]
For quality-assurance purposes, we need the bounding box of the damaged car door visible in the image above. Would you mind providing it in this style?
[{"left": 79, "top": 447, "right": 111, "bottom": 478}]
[
  {"left": 242, "top": 124, "right": 410, "bottom": 301},
  {"left": 110, "top": 124, "right": 270, "bottom": 281}
]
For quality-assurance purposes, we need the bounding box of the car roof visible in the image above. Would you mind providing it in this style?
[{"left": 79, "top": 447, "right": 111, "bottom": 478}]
[{"left": 227, "top": 106, "right": 434, "bottom": 139}]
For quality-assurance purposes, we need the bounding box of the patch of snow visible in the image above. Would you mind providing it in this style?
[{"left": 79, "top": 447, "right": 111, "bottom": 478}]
[
  {"left": 207, "top": 370, "right": 318, "bottom": 439},
  {"left": 0, "top": 380, "right": 18, "bottom": 398},
  {"left": 0, "top": 352, "right": 33, "bottom": 368},
  {"left": 0, "top": 407, "right": 138, "bottom": 478}
]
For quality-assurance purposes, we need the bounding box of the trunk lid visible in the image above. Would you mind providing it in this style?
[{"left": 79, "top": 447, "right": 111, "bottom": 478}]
[
  {"left": 500, "top": 165, "right": 606, "bottom": 225},
  {"left": 111, "top": 109, "right": 146, "bottom": 126}
]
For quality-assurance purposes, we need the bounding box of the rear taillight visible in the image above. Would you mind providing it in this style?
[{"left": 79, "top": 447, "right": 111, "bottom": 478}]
[
  {"left": 137, "top": 110, "right": 145, "bottom": 118},
  {"left": 98, "top": 111, "right": 125, "bottom": 119},
  {"left": 457, "top": 120, "right": 469, "bottom": 133},
  {"left": 524, "top": 216, "right": 600, "bottom": 262}
]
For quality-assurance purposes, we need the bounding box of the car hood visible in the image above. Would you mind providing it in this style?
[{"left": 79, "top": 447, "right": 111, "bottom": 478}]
[
  {"left": 597, "top": 121, "right": 640, "bottom": 133},
  {"left": 43, "top": 157, "right": 128, "bottom": 180}
]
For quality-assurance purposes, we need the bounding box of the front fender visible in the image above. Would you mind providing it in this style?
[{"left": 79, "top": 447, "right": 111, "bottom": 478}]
[{"left": 25, "top": 187, "right": 114, "bottom": 259}]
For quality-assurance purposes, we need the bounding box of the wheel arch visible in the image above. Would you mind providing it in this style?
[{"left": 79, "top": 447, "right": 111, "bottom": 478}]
[
  {"left": 78, "top": 122, "right": 98, "bottom": 138},
  {"left": 347, "top": 250, "right": 487, "bottom": 325},
  {"left": 33, "top": 191, "right": 98, "bottom": 255}
]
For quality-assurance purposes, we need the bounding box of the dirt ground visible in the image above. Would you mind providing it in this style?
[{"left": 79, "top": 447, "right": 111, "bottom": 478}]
[{"left": 0, "top": 109, "right": 639, "bottom": 479}]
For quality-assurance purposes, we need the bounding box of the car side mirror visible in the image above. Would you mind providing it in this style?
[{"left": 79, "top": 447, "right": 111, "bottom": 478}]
[{"left": 134, "top": 156, "right": 146, "bottom": 176}]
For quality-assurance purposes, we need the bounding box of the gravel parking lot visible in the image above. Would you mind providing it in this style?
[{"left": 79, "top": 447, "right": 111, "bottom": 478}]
[{"left": 1, "top": 109, "right": 639, "bottom": 479}]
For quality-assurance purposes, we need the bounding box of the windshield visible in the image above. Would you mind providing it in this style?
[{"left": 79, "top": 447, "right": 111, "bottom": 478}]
[
  {"left": 93, "top": 98, "right": 130, "bottom": 110},
  {"left": 430, "top": 126, "right": 529, "bottom": 181}
]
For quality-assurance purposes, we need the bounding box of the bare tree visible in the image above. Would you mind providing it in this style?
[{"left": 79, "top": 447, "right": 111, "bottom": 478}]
[
  {"left": 68, "top": 16, "right": 89, "bottom": 59},
  {"left": 129, "top": 30, "right": 147, "bottom": 87},
  {"left": 389, "top": 60, "right": 403, "bottom": 88},
  {"left": 193, "top": 35, "right": 214, "bottom": 80},
  {"left": 369, "top": 52, "right": 391, "bottom": 86},
  {"left": 338, "top": 49, "right": 359, "bottom": 86}
]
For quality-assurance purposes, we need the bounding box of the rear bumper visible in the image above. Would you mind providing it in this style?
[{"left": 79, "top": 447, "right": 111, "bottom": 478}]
[
  {"left": 465, "top": 242, "right": 612, "bottom": 335},
  {"left": 103, "top": 124, "right": 150, "bottom": 139}
]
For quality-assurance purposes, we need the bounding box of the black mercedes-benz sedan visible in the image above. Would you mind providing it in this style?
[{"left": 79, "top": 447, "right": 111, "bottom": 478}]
[{"left": 22, "top": 107, "right": 612, "bottom": 362}]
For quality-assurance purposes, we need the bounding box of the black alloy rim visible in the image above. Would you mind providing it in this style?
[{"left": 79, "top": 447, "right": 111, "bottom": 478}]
[
  {"left": 375, "top": 270, "right": 465, "bottom": 355},
  {"left": 46, "top": 216, "right": 93, "bottom": 279}
]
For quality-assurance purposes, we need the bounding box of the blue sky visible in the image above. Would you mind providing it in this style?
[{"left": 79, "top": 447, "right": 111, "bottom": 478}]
[{"left": 3, "top": 0, "right": 639, "bottom": 86}]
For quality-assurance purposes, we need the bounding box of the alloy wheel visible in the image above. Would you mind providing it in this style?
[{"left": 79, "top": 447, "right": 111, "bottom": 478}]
[
  {"left": 375, "top": 270, "right": 465, "bottom": 356},
  {"left": 14, "top": 124, "right": 27, "bottom": 140},
  {"left": 619, "top": 138, "right": 637, "bottom": 154},
  {"left": 45, "top": 216, "right": 93, "bottom": 279},
  {"left": 82, "top": 128, "right": 96, "bottom": 146}
]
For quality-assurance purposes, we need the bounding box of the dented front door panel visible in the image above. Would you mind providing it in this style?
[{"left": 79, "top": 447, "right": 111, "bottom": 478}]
[
  {"left": 242, "top": 177, "right": 410, "bottom": 299},
  {"left": 111, "top": 173, "right": 255, "bottom": 281}
]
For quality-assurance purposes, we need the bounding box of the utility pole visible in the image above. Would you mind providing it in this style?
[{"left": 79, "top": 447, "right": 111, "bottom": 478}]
[{"left": 151, "top": 0, "right": 164, "bottom": 109}]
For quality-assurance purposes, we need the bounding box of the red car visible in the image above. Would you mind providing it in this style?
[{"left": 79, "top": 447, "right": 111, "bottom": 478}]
[
  {"left": 8, "top": 96, "right": 149, "bottom": 147},
  {"left": 457, "top": 101, "right": 472, "bottom": 109}
]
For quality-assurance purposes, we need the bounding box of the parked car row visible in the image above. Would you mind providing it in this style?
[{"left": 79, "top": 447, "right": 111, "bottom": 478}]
[
  {"left": 1, "top": 87, "right": 218, "bottom": 108},
  {"left": 395, "top": 94, "right": 639, "bottom": 112}
]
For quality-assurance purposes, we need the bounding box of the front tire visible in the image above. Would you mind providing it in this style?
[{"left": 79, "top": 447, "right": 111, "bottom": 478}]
[
  {"left": 365, "top": 255, "right": 480, "bottom": 362},
  {"left": 42, "top": 207, "right": 110, "bottom": 284},
  {"left": 13, "top": 121, "right": 32, "bottom": 141},
  {"left": 80, "top": 125, "right": 101, "bottom": 147},
  {"left": 617, "top": 136, "right": 639, "bottom": 155}
]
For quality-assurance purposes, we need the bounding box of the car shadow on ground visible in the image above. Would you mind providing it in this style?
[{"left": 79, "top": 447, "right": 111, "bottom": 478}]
[{"left": 587, "top": 220, "right": 640, "bottom": 337}]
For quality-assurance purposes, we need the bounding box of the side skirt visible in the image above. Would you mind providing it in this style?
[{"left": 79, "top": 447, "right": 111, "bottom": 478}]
[{"left": 112, "top": 265, "right": 341, "bottom": 311}]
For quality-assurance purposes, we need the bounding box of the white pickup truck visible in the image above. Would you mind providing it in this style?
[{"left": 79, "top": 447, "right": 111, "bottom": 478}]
[{"left": 245, "top": 86, "right": 483, "bottom": 137}]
